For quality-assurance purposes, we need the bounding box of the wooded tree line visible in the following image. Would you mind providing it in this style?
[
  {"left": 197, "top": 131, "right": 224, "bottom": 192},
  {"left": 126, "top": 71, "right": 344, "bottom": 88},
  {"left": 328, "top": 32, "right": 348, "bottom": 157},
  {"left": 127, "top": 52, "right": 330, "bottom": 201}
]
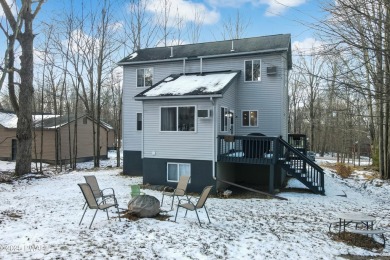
[
  {"left": 0, "top": 0, "right": 249, "bottom": 175},
  {"left": 2, "top": 0, "right": 389, "bottom": 181},
  {"left": 289, "top": 0, "right": 390, "bottom": 179}
]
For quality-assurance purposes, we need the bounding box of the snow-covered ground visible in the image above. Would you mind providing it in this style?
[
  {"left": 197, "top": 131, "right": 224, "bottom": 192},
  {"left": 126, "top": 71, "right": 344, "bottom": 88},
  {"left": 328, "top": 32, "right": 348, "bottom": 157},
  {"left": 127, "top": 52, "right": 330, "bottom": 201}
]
[{"left": 1, "top": 156, "right": 390, "bottom": 259}]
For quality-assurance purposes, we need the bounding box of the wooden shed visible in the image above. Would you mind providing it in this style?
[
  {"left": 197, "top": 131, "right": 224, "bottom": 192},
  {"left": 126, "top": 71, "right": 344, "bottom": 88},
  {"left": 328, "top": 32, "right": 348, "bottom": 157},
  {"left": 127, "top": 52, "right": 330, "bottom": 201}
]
[{"left": 0, "top": 111, "right": 114, "bottom": 164}]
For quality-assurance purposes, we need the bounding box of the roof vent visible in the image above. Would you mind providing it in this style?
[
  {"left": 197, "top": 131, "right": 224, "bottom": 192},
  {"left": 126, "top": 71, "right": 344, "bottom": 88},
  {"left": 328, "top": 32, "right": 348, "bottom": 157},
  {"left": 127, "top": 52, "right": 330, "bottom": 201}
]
[
  {"left": 170, "top": 46, "right": 174, "bottom": 57},
  {"left": 231, "top": 40, "right": 235, "bottom": 52}
]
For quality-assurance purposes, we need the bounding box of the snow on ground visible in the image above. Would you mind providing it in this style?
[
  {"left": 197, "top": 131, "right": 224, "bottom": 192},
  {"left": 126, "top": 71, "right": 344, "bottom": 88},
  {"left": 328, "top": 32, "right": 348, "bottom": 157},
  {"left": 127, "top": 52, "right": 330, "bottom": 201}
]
[{"left": 1, "top": 156, "right": 390, "bottom": 259}]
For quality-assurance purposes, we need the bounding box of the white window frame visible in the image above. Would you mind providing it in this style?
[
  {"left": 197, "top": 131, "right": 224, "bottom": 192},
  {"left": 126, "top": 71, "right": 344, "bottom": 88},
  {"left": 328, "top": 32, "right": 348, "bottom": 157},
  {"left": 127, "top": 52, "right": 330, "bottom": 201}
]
[
  {"left": 160, "top": 105, "right": 196, "bottom": 132},
  {"left": 244, "top": 59, "right": 261, "bottom": 82},
  {"left": 136, "top": 68, "right": 153, "bottom": 87},
  {"left": 166, "top": 162, "right": 191, "bottom": 182},
  {"left": 220, "top": 106, "right": 228, "bottom": 132},
  {"left": 242, "top": 110, "right": 258, "bottom": 127}
]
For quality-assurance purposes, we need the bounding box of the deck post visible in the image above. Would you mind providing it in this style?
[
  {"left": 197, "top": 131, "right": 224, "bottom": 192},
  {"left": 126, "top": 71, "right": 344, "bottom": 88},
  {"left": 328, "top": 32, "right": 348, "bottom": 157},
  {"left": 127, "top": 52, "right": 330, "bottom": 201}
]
[{"left": 269, "top": 164, "right": 275, "bottom": 194}]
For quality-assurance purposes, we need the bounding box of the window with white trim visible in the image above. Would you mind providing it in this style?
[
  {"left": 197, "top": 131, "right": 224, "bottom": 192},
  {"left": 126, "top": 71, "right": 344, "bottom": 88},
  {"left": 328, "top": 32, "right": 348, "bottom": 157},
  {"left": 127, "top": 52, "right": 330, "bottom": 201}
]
[
  {"left": 161, "top": 106, "right": 195, "bottom": 131},
  {"left": 242, "top": 110, "right": 258, "bottom": 127},
  {"left": 220, "top": 107, "right": 228, "bottom": 132},
  {"left": 245, "top": 60, "right": 261, "bottom": 82},
  {"left": 167, "top": 163, "right": 191, "bottom": 182},
  {"left": 136, "top": 68, "right": 153, "bottom": 87},
  {"left": 136, "top": 113, "right": 142, "bottom": 131}
]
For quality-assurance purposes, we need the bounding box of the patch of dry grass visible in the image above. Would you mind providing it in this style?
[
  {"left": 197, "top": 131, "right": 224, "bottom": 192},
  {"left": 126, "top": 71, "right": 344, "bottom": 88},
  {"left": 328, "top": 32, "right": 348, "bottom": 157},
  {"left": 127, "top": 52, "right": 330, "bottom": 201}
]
[
  {"left": 119, "top": 211, "right": 172, "bottom": 221},
  {"left": 330, "top": 231, "right": 384, "bottom": 251}
]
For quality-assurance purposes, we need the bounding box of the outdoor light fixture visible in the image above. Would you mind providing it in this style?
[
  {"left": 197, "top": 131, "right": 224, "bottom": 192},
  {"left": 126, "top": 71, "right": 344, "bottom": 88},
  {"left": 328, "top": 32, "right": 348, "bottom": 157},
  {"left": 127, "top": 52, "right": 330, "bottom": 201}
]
[{"left": 225, "top": 112, "right": 233, "bottom": 118}]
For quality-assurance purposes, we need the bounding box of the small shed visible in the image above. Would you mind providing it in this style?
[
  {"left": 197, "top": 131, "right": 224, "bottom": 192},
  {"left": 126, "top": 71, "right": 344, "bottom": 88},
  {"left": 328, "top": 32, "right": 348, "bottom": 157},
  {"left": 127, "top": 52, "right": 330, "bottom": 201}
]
[{"left": 0, "top": 111, "right": 114, "bottom": 163}]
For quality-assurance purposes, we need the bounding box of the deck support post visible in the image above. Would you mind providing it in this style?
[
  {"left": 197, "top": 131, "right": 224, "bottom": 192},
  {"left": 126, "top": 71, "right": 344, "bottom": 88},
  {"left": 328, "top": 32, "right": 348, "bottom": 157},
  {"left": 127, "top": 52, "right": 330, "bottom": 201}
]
[{"left": 269, "top": 164, "right": 275, "bottom": 194}]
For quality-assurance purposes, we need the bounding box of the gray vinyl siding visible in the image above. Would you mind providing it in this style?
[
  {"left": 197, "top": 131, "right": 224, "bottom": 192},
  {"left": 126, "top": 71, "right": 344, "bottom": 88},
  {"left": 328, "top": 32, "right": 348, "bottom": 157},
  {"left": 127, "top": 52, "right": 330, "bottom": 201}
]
[
  {"left": 122, "top": 51, "right": 288, "bottom": 156},
  {"left": 200, "top": 54, "right": 285, "bottom": 137},
  {"left": 142, "top": 99, "right": 214, "bottom": 160},
  {"left": 217, "top": 78, "right": 237, "bottom": 135},
  {"left": 122, "top": 61, "right": 185, "bottom": 151}
]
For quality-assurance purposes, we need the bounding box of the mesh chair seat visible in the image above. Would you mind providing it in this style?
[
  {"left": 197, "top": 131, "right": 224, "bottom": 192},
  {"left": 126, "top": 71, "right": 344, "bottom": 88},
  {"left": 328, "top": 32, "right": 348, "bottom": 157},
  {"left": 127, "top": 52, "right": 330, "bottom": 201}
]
[
  {"left": 78, "top": 183, "right": 121, "bottom": 229},
  {"left": 174, "top": 186, "right": 213, "bottom": 226},
  {"left": 161, "top": 175, "right": 190, "bottom": 210}
]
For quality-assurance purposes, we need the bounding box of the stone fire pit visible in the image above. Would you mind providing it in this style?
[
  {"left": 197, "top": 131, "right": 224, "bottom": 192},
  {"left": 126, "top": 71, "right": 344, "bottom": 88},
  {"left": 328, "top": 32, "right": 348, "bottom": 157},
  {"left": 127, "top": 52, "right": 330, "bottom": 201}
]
[{"left": 127, "top": 195, "right": 160, "bottom": 218}]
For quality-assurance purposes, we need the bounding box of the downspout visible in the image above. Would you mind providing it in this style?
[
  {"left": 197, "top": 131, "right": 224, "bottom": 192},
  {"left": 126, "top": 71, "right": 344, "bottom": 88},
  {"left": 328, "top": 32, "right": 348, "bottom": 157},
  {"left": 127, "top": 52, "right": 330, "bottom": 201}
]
[
  {"left": 211, "top": 97, "right": 216, "bottom": 180},
  {"left": 183, "top": 58, "right": 186, "bottom": 75},
  {"left": 200, "top": 57, "right": 203, "bottom": 75},
  {"left": 141, "top": 102, "right": 144, "bottom": 159}
]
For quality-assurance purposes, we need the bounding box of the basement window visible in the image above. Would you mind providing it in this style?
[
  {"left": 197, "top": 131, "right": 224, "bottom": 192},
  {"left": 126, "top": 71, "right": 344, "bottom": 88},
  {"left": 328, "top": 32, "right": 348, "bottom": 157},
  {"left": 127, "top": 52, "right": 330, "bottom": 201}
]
[{"left": 167, "top": 162, "right": 191, "bottom": 182}]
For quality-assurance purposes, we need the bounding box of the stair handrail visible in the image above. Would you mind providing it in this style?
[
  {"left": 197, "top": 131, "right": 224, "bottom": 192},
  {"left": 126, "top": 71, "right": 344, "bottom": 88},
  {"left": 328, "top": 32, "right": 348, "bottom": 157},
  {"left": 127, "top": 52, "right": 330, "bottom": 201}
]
[{"left": 278, "top": 137, "right": 324, "bottom": 173}]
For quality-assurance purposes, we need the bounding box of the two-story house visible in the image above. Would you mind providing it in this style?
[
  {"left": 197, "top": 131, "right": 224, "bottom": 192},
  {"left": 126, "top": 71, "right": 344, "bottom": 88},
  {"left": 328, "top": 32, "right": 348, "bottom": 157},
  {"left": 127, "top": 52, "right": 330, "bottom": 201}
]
[{"left": 118, "top": 34, "right": 325, "bottom": 195}]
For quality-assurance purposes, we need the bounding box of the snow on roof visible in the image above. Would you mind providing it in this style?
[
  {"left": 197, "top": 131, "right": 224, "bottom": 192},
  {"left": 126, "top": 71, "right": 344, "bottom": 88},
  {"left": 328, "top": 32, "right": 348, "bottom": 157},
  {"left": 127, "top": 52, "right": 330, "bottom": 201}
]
[
  {"left": 128, "top": 52, "right": 138, "bottom": 59},
  {"left": 0, "top": 112, "right": 62, "bottom": 129},
  {"left": 142, "top": 72, "right": 238, "bottom": 97},
  {"left": 100, "top": 120, "right": 114, "bottom": 130},
  {"left": 0, "top": 111, "right": 18, "bottom": 128},
  {"left": 0, "top": 112, "right": 114, "bottom": 131}
]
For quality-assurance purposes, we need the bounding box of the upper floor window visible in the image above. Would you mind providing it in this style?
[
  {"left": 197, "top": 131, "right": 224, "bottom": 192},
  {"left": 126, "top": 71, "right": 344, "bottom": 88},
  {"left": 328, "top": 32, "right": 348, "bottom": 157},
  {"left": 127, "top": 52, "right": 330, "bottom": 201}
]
[
  {"left": 242, "top": 110, "right": 258, "bottom": 127},
  {"left": 161, "top": 106, "right": 195, "bottom": 131},
  {"left": 136, "top": 113, "right": 142, "bottom": 131},
  {"left": 137, "top": 68, "right": 153, "bottom": 87},
  {"left": 245, "top": 60, "right": 261, "bottom": 82}
]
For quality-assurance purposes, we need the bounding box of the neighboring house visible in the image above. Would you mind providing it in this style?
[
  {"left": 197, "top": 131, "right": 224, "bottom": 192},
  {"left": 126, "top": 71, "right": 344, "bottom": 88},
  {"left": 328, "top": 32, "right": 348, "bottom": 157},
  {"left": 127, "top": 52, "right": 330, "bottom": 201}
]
[
  {"left": 0, "top": 111, "right": 114, "bottom": 163},
  {"left": 119, "top": 34, "right": 325, "bottom": 194}
]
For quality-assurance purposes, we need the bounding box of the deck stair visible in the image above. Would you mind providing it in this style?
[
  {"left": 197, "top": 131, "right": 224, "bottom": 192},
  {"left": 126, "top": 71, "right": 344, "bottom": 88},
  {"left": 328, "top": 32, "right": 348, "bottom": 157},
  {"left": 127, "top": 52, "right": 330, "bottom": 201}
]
[{"left": 278, "top": 138, "right": 325, "bottom": 194}]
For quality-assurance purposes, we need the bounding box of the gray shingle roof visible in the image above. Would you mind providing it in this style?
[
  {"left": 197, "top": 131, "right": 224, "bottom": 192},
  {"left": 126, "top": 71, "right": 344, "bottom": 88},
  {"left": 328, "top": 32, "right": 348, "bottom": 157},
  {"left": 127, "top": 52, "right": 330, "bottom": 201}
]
[{"left": 118, "top": 34, "right": 292, "bottom": 69}]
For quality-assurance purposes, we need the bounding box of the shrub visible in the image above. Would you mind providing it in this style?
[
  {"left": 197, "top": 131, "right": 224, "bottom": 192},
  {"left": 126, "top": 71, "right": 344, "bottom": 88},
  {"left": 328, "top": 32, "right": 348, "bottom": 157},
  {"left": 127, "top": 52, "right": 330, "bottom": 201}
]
[{"left": 335, "top": 163, "right": 354, "bottom": 178}]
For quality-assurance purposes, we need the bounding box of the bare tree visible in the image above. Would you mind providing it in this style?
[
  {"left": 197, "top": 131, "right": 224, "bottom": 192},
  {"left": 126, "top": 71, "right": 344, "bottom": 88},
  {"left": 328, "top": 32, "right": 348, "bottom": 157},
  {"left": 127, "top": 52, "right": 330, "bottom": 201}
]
[
  {"left": 187, "top": 7, "right": 204, "bottom": 44},
  {"left": 0, "top": 0, "right": 45, "bottom": 176},
  {"left": 123, "top": 0, "right": 158, "bottom": 52},
  {"left": 216, "top": 10, "right": 250, "bottom": 40},
  {"left": 293, "top": 48, "right": 324, "bottom": 151},
  {"left": 317, "top": 0, "right": 390, "bottom": 178}
]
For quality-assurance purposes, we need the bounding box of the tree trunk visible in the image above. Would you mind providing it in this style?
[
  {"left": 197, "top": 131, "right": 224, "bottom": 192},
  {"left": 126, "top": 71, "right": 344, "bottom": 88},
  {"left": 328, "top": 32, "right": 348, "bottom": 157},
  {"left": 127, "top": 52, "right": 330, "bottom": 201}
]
[{"left": 14, "top": 28, "right": 34, "bottom": 176}]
